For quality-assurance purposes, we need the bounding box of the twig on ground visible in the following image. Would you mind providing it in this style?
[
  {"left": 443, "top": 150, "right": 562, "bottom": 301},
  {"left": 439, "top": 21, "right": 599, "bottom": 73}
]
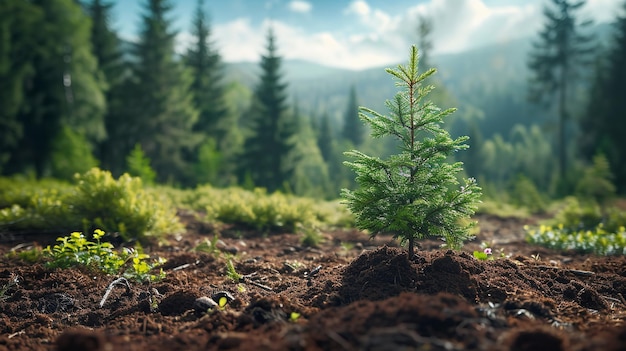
[
  {"left": 172, "top": 263, "right": 191, "bottom": 271},
  {"left": 305, "top": 265, "right": 322, "bottom": 278},
  {"left": 240, "top": 272, "right": 273, "bottom": 291},
  {"left": 99, "top": 277, "right": 131, "bottom": 308},
  {"left": 8, "top": 330, "right": 25, "bottom": 339}
]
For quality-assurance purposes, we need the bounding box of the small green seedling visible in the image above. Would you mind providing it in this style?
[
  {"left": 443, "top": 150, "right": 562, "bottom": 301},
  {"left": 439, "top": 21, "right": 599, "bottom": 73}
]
[
  {"left": 340, "top": 242, "right": 355, "bottom": 251},
  {"left": 473, "top": 248, "right": 493, "bottom": 261},
  {"left": 225, "top": 258, "right": 242, "bottom": 282},
  {"left": 44, "top": 229, "right": 166, "bottom": 282},
  {"left": 193, "top": 233, "right": 221, "bottom": 257},
  {"left": 289, "top": 311, "right": 301, "bottom": 322},
  {"left": 211, "top": 291, "right": 234, "bottom": 310},
  {"left": 218, "top": 296, "right": 228, "bottom": 308}
]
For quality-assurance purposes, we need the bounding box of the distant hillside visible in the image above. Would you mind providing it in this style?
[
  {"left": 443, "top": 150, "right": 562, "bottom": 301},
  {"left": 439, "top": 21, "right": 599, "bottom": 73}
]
[{"left": 217, "top": 22, "right": 612, "bottom": 138}]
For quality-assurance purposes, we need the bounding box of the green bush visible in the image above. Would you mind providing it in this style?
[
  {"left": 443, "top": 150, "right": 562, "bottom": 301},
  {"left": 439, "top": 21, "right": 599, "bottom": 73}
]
[
  {"left": 0, "top": 168, "right": 182, "bottom": 242},
  {"left": 476, "top": 199, "right": 530, "bottom": 218},
  {"left": 527, "top": 195, "right": 626, "bottom": 256},
  {"left": 205, "top": 187, "right": 317, "bottom": 232},
  {"left": 526, "top": 223, "right": 626, "bottom": 256},
  {"left": 0, "top": 177, "right": 72, "bottom": 209},
  {"left": 509, "top": 174, "right": 547, "bottom": 214},
  {"left": 575, "top": 154, "right": 616, "bottom": 205},
  {"left": 164, "top": 185, "right": 352, "bottom": 233},
  {"left": 0, "top": 177, "right": 74, "bottom": 232},
  {"left": 549, "top": 197, "right": 603, "bottom": 232},
  {"left": 68, "top": 168, "right": 182, "bottom": 241},
  {"left": 50, "top": 126, "right": 99, "bottom": 181},
  {"left": 126, "top": 144, "right": 157, "bottom": 185}
]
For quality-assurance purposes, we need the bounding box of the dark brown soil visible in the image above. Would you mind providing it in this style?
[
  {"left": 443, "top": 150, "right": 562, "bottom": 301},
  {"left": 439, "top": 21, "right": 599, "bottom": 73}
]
[{"left": 0, "top": 214, "right": 625, "bottom": 351}]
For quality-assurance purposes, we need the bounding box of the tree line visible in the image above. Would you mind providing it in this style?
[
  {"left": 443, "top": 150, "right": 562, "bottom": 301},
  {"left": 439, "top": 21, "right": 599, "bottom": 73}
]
[
  {"left": 0, "top": 0, "right": 369, "bottom": 198},
  {"left": 1, "top": 0, "right": 626, "bottom": 201},
  {"left": 455, "top": 0, "right": 626, "bottom": 200}
]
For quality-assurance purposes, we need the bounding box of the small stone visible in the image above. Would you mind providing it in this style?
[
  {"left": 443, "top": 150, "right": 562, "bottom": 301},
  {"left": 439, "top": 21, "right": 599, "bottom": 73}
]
[
  {"left": 283, "top": 247, "right": 296, "bottom": 254},
  {"left": 193, "top": 296, "right": 218, "bottom": 315},
  {"left": 224, "top": 246, "right": 239, "bottom": 254}
]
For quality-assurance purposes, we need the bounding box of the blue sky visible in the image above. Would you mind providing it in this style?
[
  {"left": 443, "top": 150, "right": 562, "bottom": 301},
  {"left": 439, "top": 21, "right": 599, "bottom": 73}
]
[{"left": 113, "top": 0, "right": 621, "bottom": 70}]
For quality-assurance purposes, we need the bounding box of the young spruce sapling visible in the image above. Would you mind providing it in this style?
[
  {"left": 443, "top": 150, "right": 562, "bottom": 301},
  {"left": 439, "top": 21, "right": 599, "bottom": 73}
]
[{"left": 341, "top": 45, "right": 481, "bottom": 259}]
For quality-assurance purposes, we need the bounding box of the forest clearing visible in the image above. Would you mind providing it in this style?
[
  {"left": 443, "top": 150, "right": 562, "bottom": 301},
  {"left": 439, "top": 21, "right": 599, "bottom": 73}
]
[
  {"left": 1, "top": 209, "right": 625, "bottom": 351},
  {"left": 3, "top": 0, "right": 626, "bottom": 350}
]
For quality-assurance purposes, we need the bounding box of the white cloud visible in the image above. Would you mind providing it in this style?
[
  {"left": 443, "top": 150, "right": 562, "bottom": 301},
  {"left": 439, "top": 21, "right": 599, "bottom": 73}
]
[
  {"left": 345, "top": 0, "right": 371, "bottom": 17},
  {"left": 212, "top": 18, "right": 398, "bottom": 69},
  {"left": 213, "top": 18, "right": 267, "bottom": 62},
  {"left": 195, "top": 0, "right": 623, "bottom": 70},
  {"left": 401, "top": 0, "right": 543, "bottom": 54},
  {"left": 580, "top": 0, "right": 620, "bottom": 23},
  {"left": 288, "top": 0, "right": 312, "bottom": 14}
]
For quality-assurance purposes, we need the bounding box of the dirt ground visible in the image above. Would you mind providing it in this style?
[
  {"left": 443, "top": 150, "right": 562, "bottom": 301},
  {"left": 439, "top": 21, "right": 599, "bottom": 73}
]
[{"left": 0, "top": 213, "right": 625, "bottom": 351}]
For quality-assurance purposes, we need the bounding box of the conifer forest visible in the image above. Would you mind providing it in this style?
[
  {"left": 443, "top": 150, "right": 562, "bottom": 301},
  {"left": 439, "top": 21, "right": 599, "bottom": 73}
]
[
  {"left": 2, "top": 1, "right": 626, "bottom": 350},
  {"left": 1, "top": 0, "right": 625, "bottom": 201}
]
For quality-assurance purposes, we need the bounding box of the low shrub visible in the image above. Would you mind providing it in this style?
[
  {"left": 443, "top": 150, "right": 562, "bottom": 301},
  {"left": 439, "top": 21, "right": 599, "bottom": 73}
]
[
  {"left": 509, "top": 175, "right": 547, "bottom": 214},
  {"left": 475, "top": 199, "right": 530, "bottom": 219},
  {"left": 526, "top": 195, "right": 626, "bottom": 256},
  {"left": 0, "top": 177, "right": 72, "bottom": 209},
  {"left": 526, "top": 223, "right": 626, "bottom": 256},
  {"left": 547, "top": 197, "right": 626, "bottom": 233},
  {"left": 167, "top": 185, "right": 353, "bottom": 234},
  {"left": 68, "top": 168, "right": 182, "bottom": 241},
  {"left": 0, "top": 168, "right": 182, "bottom": 242}
]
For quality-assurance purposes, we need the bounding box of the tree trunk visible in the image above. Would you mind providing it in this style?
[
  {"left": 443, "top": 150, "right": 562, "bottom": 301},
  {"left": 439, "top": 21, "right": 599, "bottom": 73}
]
[{"left": 408, "top": 237, "right": 415, "bottom": 260}]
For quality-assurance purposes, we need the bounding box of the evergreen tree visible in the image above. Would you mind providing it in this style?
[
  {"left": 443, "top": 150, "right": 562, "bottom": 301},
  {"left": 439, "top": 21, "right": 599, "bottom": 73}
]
[
  {"left": 342, "top": 46, "right": 481, "bottom": 259},
  {"left": 127, "top": 0, "right": 199, "bottom": 183},
  {"left": 49, "top": 126, "right": 99, "bottom": 181},
  {"left": 239, "top": 28, "right": 296, "bottom": 192},
  {"left": 316, "top": 112, "right": 334, "bottom": 162},
  {"left": 342, "top": 85, "right": 364, "bottom": 146},
  {"left": 86, "top": 0, "right": 127, "bottom": 169},
  {"left": 185, "top": 0, "right": 228, "bottom": 143},
  {"left": 6, "top": 0, "right": 106, "bottom": 177},
  {"left": 87, "top": 0, "right": 123, "bottom": 88},
  {"left": 0, "top": 1, "right": 41, "bottom": 173},
  {"left": 463, "top": 122, "right": 483, "bottom": 179},
  {"left": 581, "top": 1, "right": 626, "bottom": 191},
  {"left": 184, "top": 0, "right": 235, "bottom": 186},
  {"left": 289, "top": 108, "right": 331, "bottom": 197},
  {"left": 416, "top": 15, "right": 433, "bottom": 70},
  {"left": 126, "top": 143, "right": 156, "bottom": 185},
  {"left": 527, "top": 0, "right": 594, "bottom": 179}
]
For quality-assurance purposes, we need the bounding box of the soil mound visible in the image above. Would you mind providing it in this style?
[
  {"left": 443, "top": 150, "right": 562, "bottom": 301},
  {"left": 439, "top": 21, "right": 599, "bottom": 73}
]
[{"left": 338, "top": 246, "right": 419, "bottom": 303}]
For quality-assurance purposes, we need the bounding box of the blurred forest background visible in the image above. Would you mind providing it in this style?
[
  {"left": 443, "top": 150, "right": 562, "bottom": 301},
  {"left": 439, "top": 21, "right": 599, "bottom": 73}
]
[{"left": 1, "top": 0, "right": 626, "bottom": 204}]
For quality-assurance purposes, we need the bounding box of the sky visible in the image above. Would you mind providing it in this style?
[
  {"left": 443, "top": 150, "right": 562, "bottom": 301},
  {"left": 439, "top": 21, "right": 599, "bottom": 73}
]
[{"left": 113, "top": 0, "right": 622, "bottom": 70}]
